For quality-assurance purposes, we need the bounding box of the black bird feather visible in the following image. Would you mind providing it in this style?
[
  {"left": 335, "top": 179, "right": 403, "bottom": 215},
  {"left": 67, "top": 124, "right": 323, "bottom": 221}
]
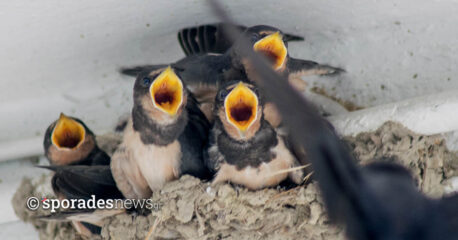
[
  {"left": 208, "top": 1, "right": 458, "bottom": 239},
  {"left": 177, "top": 23, "right": 304, "bottom": 56},
  {"left": 38, "top": 165, "right": 124, "bottom": 201},
  {"left": 38, "top": 165, "right": 124, "bottom": 235}
]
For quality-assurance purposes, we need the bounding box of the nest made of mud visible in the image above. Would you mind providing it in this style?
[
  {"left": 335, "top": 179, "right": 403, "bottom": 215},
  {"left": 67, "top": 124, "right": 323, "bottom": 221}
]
[{"left": 12, "top": 122, "right": 458, "bottom": 240}]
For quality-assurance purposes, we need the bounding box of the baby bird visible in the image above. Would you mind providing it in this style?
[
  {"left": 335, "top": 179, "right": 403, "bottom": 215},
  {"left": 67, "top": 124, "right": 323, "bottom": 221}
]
[
  {"left": 204, "top": 81, "right": 303, "bottom": 189},
  {"left": 121, "top": 25, "right": 342, "bottom": 121},
  {"left": 42, "top": 113, "right": 112, "bottom": 236},
  {"left": 111, "top": 66, "right": 211, "bottom": 199},
  {"left": 43, "top": 113, "right": 110, "bottom": 166}
]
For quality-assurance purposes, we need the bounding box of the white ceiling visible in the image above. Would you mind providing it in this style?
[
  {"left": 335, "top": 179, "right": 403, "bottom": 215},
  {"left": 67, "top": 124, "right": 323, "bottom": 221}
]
[{"left": 1, "top": 0, "right": 458, "bottom": 152}]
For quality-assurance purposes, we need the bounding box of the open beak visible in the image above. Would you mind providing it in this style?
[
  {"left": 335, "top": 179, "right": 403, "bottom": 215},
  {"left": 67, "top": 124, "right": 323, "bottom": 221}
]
[
  {"left": 150, "top": 66, "right": 184, "bottom": 116},
  {"left": 224, "top": 82, "right": 259, "bottom": 132},
  {"left": 253, "top": 32, "right": 287, "bottom": 70},
  {"left": 51, "top": 113, "right": 86, "bottom": 149}
]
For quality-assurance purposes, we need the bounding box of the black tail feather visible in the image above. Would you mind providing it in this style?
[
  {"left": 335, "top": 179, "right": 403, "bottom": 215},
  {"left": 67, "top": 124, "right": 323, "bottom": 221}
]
[
  {"left": 177, "top": 23, "right": 244, "bottom": 56},
  {"left": 177, "top": 23, "right": 304, "bottom": 56}
]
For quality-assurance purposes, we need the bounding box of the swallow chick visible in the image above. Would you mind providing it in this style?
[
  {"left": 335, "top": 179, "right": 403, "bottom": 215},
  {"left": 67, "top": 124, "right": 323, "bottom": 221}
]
[
  {"left": 42, "top": 113, "right": 113, "bottom": 236},
  {"left": 111, "top": 66, "right": 211, "bottom": 199},
  {"left": 43, "top": 113, "right": 110, "bottom": 166},
  {"left": 215, "top": 13, "right": 458, "bottom": 238},
  {"left": 205, "top": 81, "right": 303, "bottom": 190},
  {"left": 228, "top": 26, "right": 344, "bottom": 127},
  {"left": 230, "top": 26, "right": 344, "bottom": 92},
  {"left": 121, "top": 25, "right": 342, "bottom": 123},
  {"left": 177, "top": 23, "right": 304, "bottom": 56}
]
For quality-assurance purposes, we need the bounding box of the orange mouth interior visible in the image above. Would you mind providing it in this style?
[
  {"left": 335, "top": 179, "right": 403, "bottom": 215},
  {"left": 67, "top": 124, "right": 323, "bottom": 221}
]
[
  {"left": 224, "top": 82, "right": 258, "bottom": 131},
  {"left": 253, "top": 32, "right": 287, "bottom": 70},
  {"left": 51, "top": 113, "right": 85, "bottom": 149},
  {"left": 150, "top": 67, "right": 184, "bottom": 116}
]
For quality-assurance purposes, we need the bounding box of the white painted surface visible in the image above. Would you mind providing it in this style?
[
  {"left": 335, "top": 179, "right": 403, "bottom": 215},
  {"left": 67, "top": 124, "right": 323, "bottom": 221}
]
[
  {"left": 328, "top": 89, "right": 458, "bottom": 137},
  {"left": 1, "top": 0, "right": 458, "bottom": 238},
  {"left": 0, "top": 137, "right": 42, "bottom": 162},
  {"left": 1, "top": 0, "right": 458, "bottom": 147}
]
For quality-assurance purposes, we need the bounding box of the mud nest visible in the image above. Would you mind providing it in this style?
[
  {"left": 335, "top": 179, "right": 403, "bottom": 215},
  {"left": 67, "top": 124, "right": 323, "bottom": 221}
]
[{"left": 12, "top": 122, "right": 458, "bottom": 240}]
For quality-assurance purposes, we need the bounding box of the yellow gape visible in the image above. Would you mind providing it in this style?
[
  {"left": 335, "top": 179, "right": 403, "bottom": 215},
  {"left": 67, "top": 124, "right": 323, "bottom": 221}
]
[
  {"left": 224, "top": 82, "right": 259, "bottom": 132},
  {"left": 253, "top": 32, "right": 288, "bottom": 70},
  {"left": 51, "top": 113, "right": 86, "bottom": 149},
  {"left": 150, "top": 67, "right": 184, "bottom": 116}
]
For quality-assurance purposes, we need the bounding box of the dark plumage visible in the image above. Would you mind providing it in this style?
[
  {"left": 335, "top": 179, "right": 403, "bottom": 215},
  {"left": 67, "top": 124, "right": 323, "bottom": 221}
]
[
  {"left": 39, "top": 165, "right": 123, "bottom": 201},
  {"left": 208, "top": 5, "right": 458, "bottom": 239},
  {"left": 111, "top": 66, "right": 211, "bottom": 200},
  {"left": 38, "top": 164, "right": 124, "bottom": 237},
  {"left": 177, "top": 23, "right": 304, "bottom": 56},
  {"left": 37, "top": 67, "right": 213, "bottom": 235},
  {"left": 120, "top": 25, "right": 343, "bottom": 117},
  {"left": 41, "top": 114, "right": 114, "bottom": 236},
  {"left": 43, "top": 114, "right": 110, "bottom": 166},
  {"left": 205, "top": 81, "right": 303, "bottom": 189}
]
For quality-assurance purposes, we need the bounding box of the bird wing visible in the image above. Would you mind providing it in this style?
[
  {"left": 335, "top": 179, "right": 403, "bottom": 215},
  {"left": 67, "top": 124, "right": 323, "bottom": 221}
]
[
  {"left": 205, "top": 5, "right": 395, "bottom": 238},
  {"left": 39, "top": 165, "right": 124, "bottom": 200},
  {"left": 287, "top": 57, "right": 345, "bottom": 79},
  {"left": 437, "top": 194, "right": 458, "bottom": 238},
  {"left": 177, "top": 23, "right": 304, "bottom": 56},
  {"left": 178, "top": 94, "right": 212, "bottom": 180},
  {"left": 119, "top": 64, "right": 168, "bottom": 77},
  {"left": 87, "top": 147, "right": 111, "bottom": 166},
  {"left": 177, "top": 23, "right": 246, "bottom": 56}
]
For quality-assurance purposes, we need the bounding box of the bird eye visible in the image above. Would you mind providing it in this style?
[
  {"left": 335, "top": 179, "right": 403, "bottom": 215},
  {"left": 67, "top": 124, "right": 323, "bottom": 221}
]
[
  {"left": 251, "top": 34, "right": 259, "bottom": 42},
  {"left": 142, "top": 77, "right": 151, "bottom": 86},
  {"left": 219, "top": 90, "right": 229, "bottom": 100}
]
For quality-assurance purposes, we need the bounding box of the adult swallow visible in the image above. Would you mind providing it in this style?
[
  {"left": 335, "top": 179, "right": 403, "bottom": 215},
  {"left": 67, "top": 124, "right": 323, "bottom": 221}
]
[
  {"left": 120, "top": 25, "right": 343, "bottom": 120},
  {"left": 177, "top": 23, "right": 304, "bottom": 56},
  {"left": 43, "top": 113, "right": 110, "bottom": 166},
  {"left": 211, "top": 8, "right": 458, "bottom": 239},
  {"left": 246, "top": 49, "right": 458, "bottom": 239},
  {"left": 204, "top": 81, "right": 303, "bottom": 189},
  {"left": 111, "top": 66, "right": 211, "bottom": 199}
]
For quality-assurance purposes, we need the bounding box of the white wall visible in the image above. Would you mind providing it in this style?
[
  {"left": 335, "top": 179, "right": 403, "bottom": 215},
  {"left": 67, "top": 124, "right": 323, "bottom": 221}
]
[
  {"left": 1, "top": 0, "right": 458, "bottom": 152},
  {"left": 0, "top": 1, "right": 457, "bottom": 237}
]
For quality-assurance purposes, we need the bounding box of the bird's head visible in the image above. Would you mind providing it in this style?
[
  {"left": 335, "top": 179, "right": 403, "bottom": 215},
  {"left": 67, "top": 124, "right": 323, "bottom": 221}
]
[
  {"left": 50, "top": 113, "right": 87, "bottom": 150},
  {"left": 134, "top": 66, "right": 187, "bottom": 125},
  {"left": 215, "top": 81, "right": 263, "bottom": 140},
  {"left": 232, "top": 25, "right": 288, "bottom": 72},
  {"left": 44, "top": 113, "right": 95, "bottom": 165}
]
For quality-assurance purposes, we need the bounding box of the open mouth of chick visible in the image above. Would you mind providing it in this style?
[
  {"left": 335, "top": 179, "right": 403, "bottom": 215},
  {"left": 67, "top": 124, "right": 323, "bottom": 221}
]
[
  {"left": 150, "top": 67, "right": 184, "bottom": 116},
  {"left": 253, "top": 32, "right": 287, "bottom": 70},
  {"left": 51, "top": 113, "right": 85, "bottom": 149},
  {"left": 225, "top": 82, "right": 258, "bottom": 131}
]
